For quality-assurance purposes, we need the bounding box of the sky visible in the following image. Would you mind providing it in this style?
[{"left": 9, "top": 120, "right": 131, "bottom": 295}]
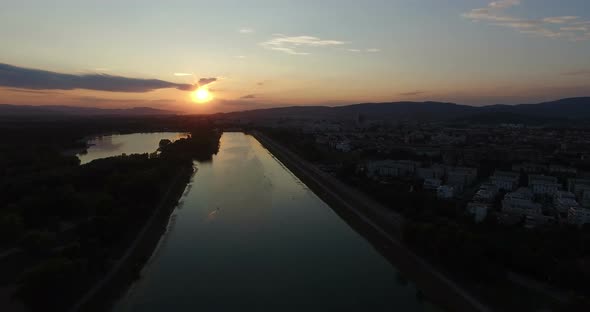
[{"left": 1, "top": 0, "right": 590, "bottom": 113}]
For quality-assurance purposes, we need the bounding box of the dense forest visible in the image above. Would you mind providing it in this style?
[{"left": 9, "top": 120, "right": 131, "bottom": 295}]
[{"left": 0, "top": 116, "right": 221, "bottom": 310}]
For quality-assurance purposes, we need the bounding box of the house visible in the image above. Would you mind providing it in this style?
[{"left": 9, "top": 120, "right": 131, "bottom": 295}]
[
  {"left": 553, "top": 191, "right": 580, "bottom": 213},
  {"left": 437, "top": 185, "right": 455, "bottom": 199},
  {"left": 567, "top": 206, "right": 590, "bottom": 226},
  {"left": 529, "top": 175, "right": 560, "bottom": 195},
  {"left": 423, "top": 178, "right": 442, "bottom": 190},
  {"left": 491, "top": 171, "right": 519, "bottom": 191},
  {"left": 467, "top": 202, "right": 490, "bottom": 223},
  {"left": 502, "top": 187, "right": 542, "bottom": 217}
]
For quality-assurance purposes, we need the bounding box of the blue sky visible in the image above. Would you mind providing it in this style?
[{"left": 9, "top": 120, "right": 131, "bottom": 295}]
[{"left": 1, "top": 0, "right": 589, "bottom": 112}]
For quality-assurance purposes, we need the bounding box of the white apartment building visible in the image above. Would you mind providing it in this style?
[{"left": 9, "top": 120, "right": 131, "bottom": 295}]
[
  {"left": 502, "top": 187, "right": 542, "bottom": 217},
  {"left": 529, "top": 175, "right": 560, "bottom": 195},
  {"left": 491, "top": 171, "right": 519, "bottom": 191}
]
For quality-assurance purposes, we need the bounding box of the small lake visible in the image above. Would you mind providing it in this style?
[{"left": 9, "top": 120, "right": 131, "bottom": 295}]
[
  {"left": 77, "top": 132, "right": 188, "bottom": 164},
  {"left": 88, "top": 132, "right": 440, "bottom": 311}
]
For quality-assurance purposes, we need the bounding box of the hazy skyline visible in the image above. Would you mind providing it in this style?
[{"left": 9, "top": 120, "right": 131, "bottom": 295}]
[{"left": 1, "top": 0, "right": 590, "bottom": 113}]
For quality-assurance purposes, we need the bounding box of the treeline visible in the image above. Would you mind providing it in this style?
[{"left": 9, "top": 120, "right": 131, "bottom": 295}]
[{"left": 0, "top": 117, "right": 220, "bottom": 310}]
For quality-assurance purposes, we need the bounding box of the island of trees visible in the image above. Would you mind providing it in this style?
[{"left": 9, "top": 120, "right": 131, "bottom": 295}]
[{"left": 0, "top": 116, "right": 220, "bottom": 311}]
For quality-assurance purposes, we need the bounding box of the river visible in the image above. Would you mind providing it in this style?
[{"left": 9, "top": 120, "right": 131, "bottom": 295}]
[{"left": 83, "top": 132, "right": 440, "bottom": 311}]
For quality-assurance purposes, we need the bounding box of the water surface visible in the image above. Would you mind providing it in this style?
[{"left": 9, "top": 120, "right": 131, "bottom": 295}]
[
  {"left": 78, "top": 132, "right": 187, "bottom": 164},
  {"left": 114, "top": 132, "right": 439, "bottom": 311}
]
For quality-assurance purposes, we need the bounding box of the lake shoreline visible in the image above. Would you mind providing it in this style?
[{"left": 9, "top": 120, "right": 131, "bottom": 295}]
[{"left": 251, "top": 130, "right": 490, "bottom": 312}]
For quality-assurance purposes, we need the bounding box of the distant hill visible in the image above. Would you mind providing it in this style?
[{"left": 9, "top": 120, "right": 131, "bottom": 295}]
[
  {"left": 0, "top": 104, "right": 177, "bottom": 116},
  {"left": 222, "top": 97, "right": 590, "bottom": 123}
]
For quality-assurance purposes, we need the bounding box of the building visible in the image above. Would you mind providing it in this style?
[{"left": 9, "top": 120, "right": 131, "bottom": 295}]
[
  {"left": 502, "top": 187, "right": 542, "bottom": 217},
  {"left": 467, "top": 202, "right": 490, "bottom": 223},
  {"left": 529, "top": 175, "right": 560, "bottom": 195},
  {"left": 491, "top": 171, "right": 520, "bottom": 191},
  {"left": 512, "top": 162, "right": 546, "bottom": 174},
  {"left": 366, "top": 160, "right": 420, "bottom": 178},
  {"left": 335, "top": 140, "right": 352, "bottom": 152},
  {"left": 549, "top": 164, "right": 577, "bottom": 175},
  {"left": 553, "top": 191, "right": 580, "bottom": 213},
  {"left": 423, "top": 178, "right": 442, "bottom": 190},
  {"left": 447, "top": 167, "right": 478, "bottom": 190},
  {"left": 568, "top": 178, "right": 590, "bottom": 207},
  {"left": 567, "top": 206, "right": 590, "bottom": 226},
  {"left": 473, "top": 183, "right": 498, "bottom": 202},
  {"left": 437, "top": 185, "right": 455, "bottom": 199}
]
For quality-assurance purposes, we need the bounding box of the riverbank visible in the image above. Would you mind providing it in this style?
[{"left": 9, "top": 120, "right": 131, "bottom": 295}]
[
  {"left": 69, "top": 166, "right": 193, "bottom": 312},
  {"left": 251, "top": 131, "right": 490, "bottom": 312}
]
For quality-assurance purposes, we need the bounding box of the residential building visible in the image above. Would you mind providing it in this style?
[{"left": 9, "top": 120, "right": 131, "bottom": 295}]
[
  {"left": 502, "top": 187, "right": 542, "bottom": 216},
  {"left": 473, "top": 183, "right": 498, "bottom": 202},
  {"left": 553, "top": 191, "right": 580, "bottom": 213},
  {"left": 549, "top": 164, "right": 577, "bottom": 175},
  {"left": 437, "top": 185, "right": 455, "bottom": 199},
  {"left": 423, "top": 178, "right": 442, "bottom": 190},
  {"left": 529, "top": 175, "right": 560, "bottom": 195},
  {"left": 567, "top": 206, "right": 590, "bottom": 226},
  {"left": 491, "top": 171, "right": 519, "bottom": 191},
  {"left": 366, "top": 160, "right": 420, "bottom": 178},
  {"left": 447, "top": 167, "right": 478, "bottom": 190},
  {"left": 467, "top": 202, "right": 490, "bottom": 223},
  {"left": 568, "top": 178, "right": 590, "bottom": 207}
]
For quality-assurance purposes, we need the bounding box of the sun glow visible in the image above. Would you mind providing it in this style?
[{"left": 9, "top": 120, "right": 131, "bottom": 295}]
[{"left": 192, "top": 87, "right": 212, "bottom": 103}]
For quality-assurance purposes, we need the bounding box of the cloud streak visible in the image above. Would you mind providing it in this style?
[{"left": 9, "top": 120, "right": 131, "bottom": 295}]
[
  {"left": 261, "top": 35, "right": 347, "bottom": 55},
  {"left": 399, "top": 91, "right": 427, "bottom": 96},
  {"left": 240, "top": 94, "right": 256, "bottom": 99},
  {"left": 463, "top": 1, "right": 590, "bottom": 41},
  {"left": 0, "top": 63, "right": 201, "bottom": 93},
  {"left": 562, "top": 70, "right": 590, "bottom": 76}
]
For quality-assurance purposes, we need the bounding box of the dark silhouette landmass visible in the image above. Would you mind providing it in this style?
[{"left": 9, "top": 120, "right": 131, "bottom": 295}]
[{"left": 220, "top": 97, "right": 590, "bottom": 123}]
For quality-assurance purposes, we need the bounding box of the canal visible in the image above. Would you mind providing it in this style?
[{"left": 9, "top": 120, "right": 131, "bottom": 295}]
[{"left": 86, "top": 132, "right": 439, "bottom": 311}]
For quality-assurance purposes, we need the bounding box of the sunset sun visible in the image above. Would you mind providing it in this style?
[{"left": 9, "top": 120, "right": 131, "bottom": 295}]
[{"left": 192, "top": 87, "right": 212, "bottom": 103}]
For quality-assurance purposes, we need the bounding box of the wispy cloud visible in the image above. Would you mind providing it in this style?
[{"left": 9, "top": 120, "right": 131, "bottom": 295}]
[
  {"left": 235, "top": 55, "right": 246, "bottom": 59},
  {"left": 366, "top": 48, "right": 381, "bottom": 52},
  {"left": 399, "top": 91, "right": 426, "bottom": 96},
  {"left": 562, "top": 70, "right": 590, "bottom": 76},
  {"left": 463, "top": 1, "right": 590, "bottom": 41},
  {"left": 238, "top": 28, "right": 254, "bottom": 34},
  {"left": 261, "top": 35, "right": 347, "bottom": 55},
  {"left": 347, "top": 49, "right": 361, "bottom": 52},
  {"left": 240, "top": 94, "right": 256, "bottom": 99},
  {"left": 174, "top": 73, "right": 193, "bottom": 77},
  {"left": 0, "top": 63, "right": 201, "bottom": 92},
  {"left": 488, "top": 0, "right": 520, "bottom": 9},
  {"left": 197, "top": 78, "right": 217, "bottom": 87}
]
